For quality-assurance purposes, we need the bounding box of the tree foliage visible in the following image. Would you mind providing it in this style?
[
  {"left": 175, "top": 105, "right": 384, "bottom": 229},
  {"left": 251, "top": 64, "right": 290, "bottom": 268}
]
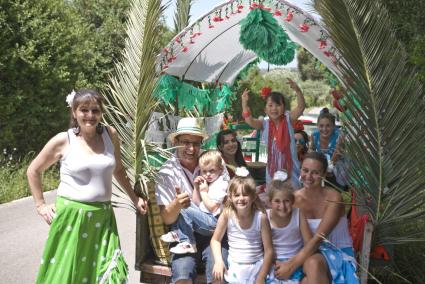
[
  {"left": 0, "top": 0, "right": 93, "bottom": 154},
  {"left": 0, "top": 0, "right": 173, "bottom": 155},
  {"left": 384, "top": 0, "right": 425, "bottom": 82}
]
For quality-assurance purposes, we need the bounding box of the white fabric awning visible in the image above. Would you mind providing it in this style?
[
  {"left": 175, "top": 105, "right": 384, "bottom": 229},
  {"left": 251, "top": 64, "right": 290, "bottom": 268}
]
[{"left": 157, "top": 0, "right": 342, "bottom": 85}]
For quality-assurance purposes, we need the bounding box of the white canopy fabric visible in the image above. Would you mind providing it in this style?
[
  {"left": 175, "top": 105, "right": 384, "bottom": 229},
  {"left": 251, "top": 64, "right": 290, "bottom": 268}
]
[{"left": 157, "top": 0, "right": 342, "bottom": 85}]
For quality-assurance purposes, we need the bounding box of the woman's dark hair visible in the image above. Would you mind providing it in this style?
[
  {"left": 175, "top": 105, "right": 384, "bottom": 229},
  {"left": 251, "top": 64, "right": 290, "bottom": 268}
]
[
  {"left": 295, "top": 129, "right": 309, "bottom": 151},
  {"left": 216, "top": 129, "right": 247, "bottom": 167},
  {"left": 69, "top": 89, "right": 105, "bottom": 130},
  {"left": 302, "top": 152, "right": 328, "bottom": 174},
  {"left": 318, "top": 107, "right": 335, "bottom": 126},
  {"left": 266, "top": 92, "right": 288, "bottom": 110}
]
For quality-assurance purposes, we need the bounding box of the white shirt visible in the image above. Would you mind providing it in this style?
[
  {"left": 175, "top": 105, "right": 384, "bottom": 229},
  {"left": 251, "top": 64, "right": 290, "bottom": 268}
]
[
  {"left": 227, "top": 210, "right": 264, "bottom": 263},
  {"left": 199, "top": 174, "right": 229, "bottom": 216},
  {"left": 155, "top": 154, "right": 200, "bottom": 206},
  {"left": 267, "top": 208, "right": 303, "bottom": 259}
]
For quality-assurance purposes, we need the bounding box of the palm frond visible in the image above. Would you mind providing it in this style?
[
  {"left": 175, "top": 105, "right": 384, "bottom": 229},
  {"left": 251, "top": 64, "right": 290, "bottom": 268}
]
[
  {"left": 315, "top": 0, "right": 425, "bottom": 245},
  {"left": 173, "top": 0, "right": 194, "bottom": 34},
  {"left": 103, "top": 0, "right": 170, "bottom": 201}
]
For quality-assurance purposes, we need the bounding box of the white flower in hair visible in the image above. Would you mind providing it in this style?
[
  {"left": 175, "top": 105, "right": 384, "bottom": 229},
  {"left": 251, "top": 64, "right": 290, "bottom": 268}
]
[
  {"left": 66, "top": 90, "right": 76, "bottom": 107},
  {"left": 235, "top": 167, "right": 250, "bottom": 177},
  {"left": 273, "top": 170, "right": 288, "bottom": 181}
]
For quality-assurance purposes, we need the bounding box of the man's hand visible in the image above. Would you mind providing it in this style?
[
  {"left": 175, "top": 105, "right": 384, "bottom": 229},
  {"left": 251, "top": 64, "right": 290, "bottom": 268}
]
[{"left": 175, "top": 187, "right": 190, "bottom": 208}]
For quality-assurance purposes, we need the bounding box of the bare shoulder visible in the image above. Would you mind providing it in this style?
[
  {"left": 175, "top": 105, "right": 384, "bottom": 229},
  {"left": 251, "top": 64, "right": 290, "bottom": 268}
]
[
  {"left": 49, "top": 132, "right": 69, "bottom": 150},
  {"left": 294, "top": 188, "right": 306, "bottom": 208},
  {"left": 105, "top": 126, "right": 119, "bottom": 142},
  {"left": 325, "top": 187, "right": 343, "bottom": 202}
]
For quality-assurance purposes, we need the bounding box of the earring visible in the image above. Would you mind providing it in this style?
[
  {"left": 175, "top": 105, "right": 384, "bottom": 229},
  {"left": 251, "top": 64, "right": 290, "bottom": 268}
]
[
  {"left": 298, "top": 175, "right": 303, "bottom": 186},
  {"left": 321, "top": 178, "right": 325, "bottom": 187},
  {"left": 73, "top": 125, "right": 80, "bottom": 135},
  {"left": 96, "top": 123, "right": 104, "bottom": 134}
]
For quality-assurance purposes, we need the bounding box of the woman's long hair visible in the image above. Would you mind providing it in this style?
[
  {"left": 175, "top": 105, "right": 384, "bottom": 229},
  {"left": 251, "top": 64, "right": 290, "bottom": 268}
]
[{"left": 216, "top": 129, "right": 247, "bottom": 167}]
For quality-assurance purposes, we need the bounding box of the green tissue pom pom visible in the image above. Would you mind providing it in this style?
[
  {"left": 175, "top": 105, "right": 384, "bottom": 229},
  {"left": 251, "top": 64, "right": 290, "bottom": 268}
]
[{"left": 239, "top": 8, "right": 296, "bottom": 66}]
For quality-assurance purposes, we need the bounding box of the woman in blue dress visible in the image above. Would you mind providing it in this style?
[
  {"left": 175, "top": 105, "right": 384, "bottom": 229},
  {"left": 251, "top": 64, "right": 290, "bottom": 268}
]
[{"left": 273, "top": 152, "right": 359, "bottom": 284}]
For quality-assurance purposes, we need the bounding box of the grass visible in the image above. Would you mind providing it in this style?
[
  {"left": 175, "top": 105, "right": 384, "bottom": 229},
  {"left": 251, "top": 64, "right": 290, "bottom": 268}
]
[{"left": 0, "top": 154, "right": 59, "bottom": 204}]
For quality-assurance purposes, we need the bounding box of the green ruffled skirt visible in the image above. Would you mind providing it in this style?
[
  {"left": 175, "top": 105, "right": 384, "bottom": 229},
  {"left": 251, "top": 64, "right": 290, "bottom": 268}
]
[{"left": 36, "top": 197, "right": 128, "bottom": 284}]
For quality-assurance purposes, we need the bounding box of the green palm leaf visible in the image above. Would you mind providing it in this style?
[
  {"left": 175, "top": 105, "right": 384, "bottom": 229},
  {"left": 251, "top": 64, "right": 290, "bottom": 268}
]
[
  {"left": 315, "top": 0, "right": 425, "bottom": 245},
  {"left": 173, "top": 0, "right": 194, "bottom": 34},
  {"left": 103, "top": 0, "right": 170, "bottom": 201}
]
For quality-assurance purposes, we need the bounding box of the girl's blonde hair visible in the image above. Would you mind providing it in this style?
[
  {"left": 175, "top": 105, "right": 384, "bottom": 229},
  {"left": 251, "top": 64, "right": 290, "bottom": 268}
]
[
  {"left": 199, "top": 150, "right": 224, "bottom": 170},
  {"left": 268, "top": 179, "right": 295, "bottom": 203},
  {"left": 225, "top": 176, "right": 265, "bottom": 213}
]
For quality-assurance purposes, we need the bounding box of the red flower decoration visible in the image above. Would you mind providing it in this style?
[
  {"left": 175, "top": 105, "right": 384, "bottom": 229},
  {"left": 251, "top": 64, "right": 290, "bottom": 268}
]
[
  {"left": 261, "top": 87, "right": 272, "bottom": 99},
  {"left": 237, "top": 5, "right": 244, "bottom": 9},
  {"left": 324, "top": 50, "right": 332, "bottom": 57},
  {"left": 163, "top": 48, "right": 170, "bottom": 53},
  {"left": 273, "top": 10, "right": 282, "bottom": 16},
  {"left": 299, "top": 23, "right": 309, "bottom": 32},
  {"left": 209, "top": 24, "right": 215, "bottom": 28},
  {"left": 163, "top": 64, "right": 169, "bottom": 70},
  {"left": 318, "top": 39, "right": 327, "bottom": 49},
  {"left": 293, "top": 120, "right": 304, "bottom": 131},
  {"left": 175, "top": 37, "right": 181, "bottom": 44},
  {"left": 182, "top": 46, "right": 188, "bottom": 52},
  {"left": 284, "top": 11, "right": 294, "bottom": 22},
  {"left": 332, "top": 98, "right": 344, "bottom": 112},
  {"left": 213, "top": 16, "right": 223, "bottom": 22},
  {"left": 331, "top": 89, "right": 342, "bottom": 100}
]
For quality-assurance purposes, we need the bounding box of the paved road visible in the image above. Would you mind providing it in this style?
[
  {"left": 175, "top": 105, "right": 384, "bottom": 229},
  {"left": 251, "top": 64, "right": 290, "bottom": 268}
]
[{"left": 0, "top": 190, "right": 141, "bottom": 283}]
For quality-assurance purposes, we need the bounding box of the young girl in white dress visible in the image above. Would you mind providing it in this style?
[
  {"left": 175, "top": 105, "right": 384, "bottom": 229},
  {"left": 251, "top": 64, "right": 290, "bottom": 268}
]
[
  {"left": 211, "top": 167, "right": 273, "bottom": 284},
  {"left": 265, "top": 171, "right": 312, "bottom": 284}
]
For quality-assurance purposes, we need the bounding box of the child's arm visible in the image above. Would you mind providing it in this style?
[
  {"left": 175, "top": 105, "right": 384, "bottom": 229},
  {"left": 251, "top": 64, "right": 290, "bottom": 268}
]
[
  {"left": 200, "top": 191, "right": 221, "bottom": 213},
  {"left": 299, "top": 211, "right": 313, "bottom": 244},
  {"left": 192, "top": 176, "right": 203, "bottom": 206},
  {"left": 255, "top": 213, "right": 274, "bottom": 284},
  {"left": 200, "top": 180, "right": 227, "bottom": 213},
  {"left": 287, "top": 79, "right": 305, "bottom": 121},
  {"left": 241, "top": 88, "right": 263, "bottom": 129},
  {"left": 211, "top": 211, "right": 228, "bottom": 282}
]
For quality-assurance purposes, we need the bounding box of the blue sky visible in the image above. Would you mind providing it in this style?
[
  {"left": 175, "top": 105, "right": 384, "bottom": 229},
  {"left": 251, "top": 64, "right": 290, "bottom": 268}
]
[
  {"left": 163, "top": 0, "right": 315, "bottom": 69},
  {"left": 164, "top": 0, "right": 315, "bottom": 27}
]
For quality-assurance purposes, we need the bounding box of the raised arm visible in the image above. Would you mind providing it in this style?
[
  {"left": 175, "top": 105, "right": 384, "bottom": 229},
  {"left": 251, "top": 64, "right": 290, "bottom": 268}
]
[
  {"left": 241, "top": 88, "right": 263, "bottom": 130},
  {"left": 109, "top": 126, "right": 147, "bottom": 215},
  {"left": 255, "top": 213, "right": 274, "bottom": 284},
  {"left": 287, "top": 79, "right": 305, "bottom": 121},
  {"left": 27, "top": 132, "right": 67, "bottom": 224},
  {"left": 211, "top": 211, "right": 229, "bottom": 282}
]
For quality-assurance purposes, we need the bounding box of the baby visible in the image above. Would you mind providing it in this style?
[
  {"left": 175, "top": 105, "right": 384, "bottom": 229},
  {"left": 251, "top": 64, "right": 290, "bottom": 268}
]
[{"left": 161, "top": 150, "right": 229, "bottom": 254}]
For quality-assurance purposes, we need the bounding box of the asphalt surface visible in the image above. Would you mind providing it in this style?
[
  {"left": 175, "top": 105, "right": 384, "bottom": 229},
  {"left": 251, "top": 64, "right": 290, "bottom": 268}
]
[{"left": 0, "top": 190, "right": 141, "bottom": 283}]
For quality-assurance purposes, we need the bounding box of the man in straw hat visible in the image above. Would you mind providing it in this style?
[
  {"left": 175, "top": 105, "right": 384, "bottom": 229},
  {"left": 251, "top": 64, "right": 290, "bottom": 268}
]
[{"left": 155, "top": 117, "right": 228, "bottom": 284}]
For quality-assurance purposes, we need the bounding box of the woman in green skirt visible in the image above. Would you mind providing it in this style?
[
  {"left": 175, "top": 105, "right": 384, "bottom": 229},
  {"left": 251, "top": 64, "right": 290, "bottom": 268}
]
[{"left": 27, "top": 89, "right": 148, "bottom": 283}]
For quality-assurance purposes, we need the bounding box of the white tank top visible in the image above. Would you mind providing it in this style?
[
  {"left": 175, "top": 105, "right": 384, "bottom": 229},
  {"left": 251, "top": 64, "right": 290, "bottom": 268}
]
[
  {"left": 227, "top": 210, "right": 264, "bottom": 263},
  {"left": 57, "top": 129, "right": 116, "bottom": 202},
  {"left": 307, "top": 217, "right": 353, "bottom": 248},
  {"left": 267, "top": 208, "right": 303, "bottom": 259}
]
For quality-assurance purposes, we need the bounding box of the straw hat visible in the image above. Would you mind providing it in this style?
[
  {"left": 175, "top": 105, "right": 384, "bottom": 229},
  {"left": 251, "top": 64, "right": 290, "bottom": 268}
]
[{"left": 168, "top": 117, "right": 208, "bottom": 144}]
